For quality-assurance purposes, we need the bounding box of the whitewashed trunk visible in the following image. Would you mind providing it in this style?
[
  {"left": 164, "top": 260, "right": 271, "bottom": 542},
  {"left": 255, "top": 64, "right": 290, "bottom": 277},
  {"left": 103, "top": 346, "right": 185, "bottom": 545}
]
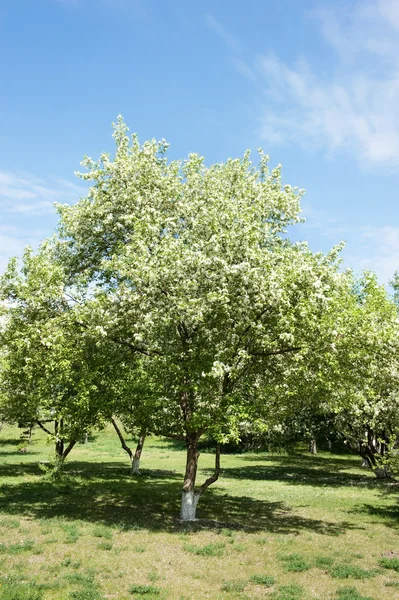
[
  {"left": 132, "top": 456, "right": 140, "bottom": 474},
  {"left": 180, "top": 490, "right": 199, "bottom": 521}
]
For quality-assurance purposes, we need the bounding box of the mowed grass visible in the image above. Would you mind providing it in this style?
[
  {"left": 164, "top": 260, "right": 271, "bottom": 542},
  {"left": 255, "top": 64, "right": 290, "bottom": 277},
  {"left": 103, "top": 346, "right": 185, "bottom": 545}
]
[{"left": 1, "top": 425, "right": 399, "bottom": 599}]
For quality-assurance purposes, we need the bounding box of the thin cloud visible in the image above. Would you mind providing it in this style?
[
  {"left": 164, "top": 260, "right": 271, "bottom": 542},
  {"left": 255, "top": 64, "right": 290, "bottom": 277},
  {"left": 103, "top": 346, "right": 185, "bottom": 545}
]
[
  {"left": 207, "top": 2, "right": 399, "bottom": 169},
  {"left": 299, "top": 204, "right": 399, "bottom": 284},
  {"left": 205, "top": 14, "right": 241, "bottom": 54},
  {"left": 0, "top": 171, "right": 87, "bottom": 215}
]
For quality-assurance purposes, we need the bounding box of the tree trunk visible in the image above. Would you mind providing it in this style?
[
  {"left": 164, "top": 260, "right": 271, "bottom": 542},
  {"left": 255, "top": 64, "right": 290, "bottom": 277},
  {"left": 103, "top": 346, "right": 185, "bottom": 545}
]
[
  {"left": 111, "top": 418, "right": 135, "bottom": 470},
  {"left": 132, "top": 433, "right": 146, "bottom": 475},
  {"left": 55, "top": 439, "right": 64, "bottom": 457},
  {"left": 84, "top": 432, "right": 89, "bottom": 444},
  {"left": 181, "top": 433, "right": 199, "bottom": 520},
  {"left": 309, "top": 439, "right": 317, "bottom": 454},
  {"left": 180, "top": 436, "right": 221, "bottom": 521},
  {"left": 180, "top": 488, "right": 200, "bottom": 521}
]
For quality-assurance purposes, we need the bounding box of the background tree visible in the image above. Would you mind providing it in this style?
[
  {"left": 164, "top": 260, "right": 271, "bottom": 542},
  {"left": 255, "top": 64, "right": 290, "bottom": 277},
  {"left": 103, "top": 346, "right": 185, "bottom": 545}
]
[{"left": 0, "top": 245, "right": 114, "bottom": 472}]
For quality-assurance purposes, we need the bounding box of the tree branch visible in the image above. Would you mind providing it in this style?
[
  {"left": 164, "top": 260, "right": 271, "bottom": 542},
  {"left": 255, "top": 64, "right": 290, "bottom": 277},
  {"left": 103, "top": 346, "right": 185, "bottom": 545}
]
[
  {"left": 62, "top": 440, "right": 76, "bottom": 460},
  {"left": 250, "top": 346, "right": 301, "bottom": 358},
  {"left": 111, "top": 418, "right": 133, "bottom": 460},
  {"left": 74, "top": 319, "right": 162, "bottom": 357},
  {"left": 197, "top": 443, "right": 221, "bottom": 496},
  {"left": 36, "top": 420, "right": 53, "bottom": 436}
]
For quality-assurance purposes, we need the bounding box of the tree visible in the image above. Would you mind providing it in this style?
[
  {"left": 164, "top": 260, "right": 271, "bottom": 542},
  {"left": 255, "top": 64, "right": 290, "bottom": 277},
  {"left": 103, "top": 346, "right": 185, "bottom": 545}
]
[
  {"left": 111, "top": 417, "right": 146, "bottom": 475},
  {"left": 54, "top": 117, "right": 349, "bottom": 519},
  {"left": 0, "top": 244, "right": 114, "bottom": 472},
  {"left": 330, "top": 273, "right": 399, "bottom": 476}
]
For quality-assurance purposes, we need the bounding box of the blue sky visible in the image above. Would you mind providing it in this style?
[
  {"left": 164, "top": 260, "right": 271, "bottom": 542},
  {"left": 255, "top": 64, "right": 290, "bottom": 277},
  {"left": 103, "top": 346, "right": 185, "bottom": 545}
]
[{"left": 1, "top": 0, "right": 398, "bottom": 283}]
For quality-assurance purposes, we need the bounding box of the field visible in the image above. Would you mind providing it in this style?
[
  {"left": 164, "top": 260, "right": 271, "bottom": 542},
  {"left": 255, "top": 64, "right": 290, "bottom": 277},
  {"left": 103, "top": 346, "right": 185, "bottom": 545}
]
[{"left": 0, "top": 425, "right": 399, "bottom": 600}]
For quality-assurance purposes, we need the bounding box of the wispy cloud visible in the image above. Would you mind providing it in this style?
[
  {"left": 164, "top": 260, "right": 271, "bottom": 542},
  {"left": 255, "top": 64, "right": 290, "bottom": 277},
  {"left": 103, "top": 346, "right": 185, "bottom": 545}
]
[
  {"left": 207, "top": 1, "right": 399, "bottom": 168},
  {"left": 0, "top": 171, "right": 86, "bottom": 214},
  {"left": 205, "top": 14, "right": 241, "bottom": 54},
  {"left": 298, "top": 205, "right": 399, "bottom": 284}
]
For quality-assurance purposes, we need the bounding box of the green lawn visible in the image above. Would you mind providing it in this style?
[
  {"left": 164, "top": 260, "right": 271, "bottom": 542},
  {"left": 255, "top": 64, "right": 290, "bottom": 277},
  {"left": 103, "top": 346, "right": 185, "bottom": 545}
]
[{"left": 1, "top": 424, "right": 399, "bottom": 599}]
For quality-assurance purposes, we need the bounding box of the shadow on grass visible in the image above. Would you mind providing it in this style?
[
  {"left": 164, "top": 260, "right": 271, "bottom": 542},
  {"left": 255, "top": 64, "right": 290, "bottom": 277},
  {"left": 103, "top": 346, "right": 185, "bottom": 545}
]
[
  {"left": 0, "top": 459, "right": 358, "bottom": 537},
  {"left": 0, "top": 439, "right": 21, "bottom": 446},
  {"left": 221, "top": 456, "right": 389, "bottom": 490},
  {"left": 349, "top": 503, "right": 399, "bottom": 525},
  {"left": 238, "top": 452, "right": 367, "bottom": 469}
]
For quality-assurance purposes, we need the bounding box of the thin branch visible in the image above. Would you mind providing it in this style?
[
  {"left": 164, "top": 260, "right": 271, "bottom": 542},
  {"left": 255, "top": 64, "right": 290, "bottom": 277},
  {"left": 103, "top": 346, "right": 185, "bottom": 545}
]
[
  {"left": 111, "top": 418, "right": 133, "bottom": 460},
  {"left": 197, "top": 443, "right": 221, "bottom": 496},
  {"left": 36, "top": 420, "right": 53, "bottom": 436},
  {"left": 64, "top": 292, "right": 83, "bottom": 305},
  {"left": 74, "top": 319, "right": 162, "bottom": 357},
  {"left": 250, "top": 346, "right": 301, "bottom": 358}
]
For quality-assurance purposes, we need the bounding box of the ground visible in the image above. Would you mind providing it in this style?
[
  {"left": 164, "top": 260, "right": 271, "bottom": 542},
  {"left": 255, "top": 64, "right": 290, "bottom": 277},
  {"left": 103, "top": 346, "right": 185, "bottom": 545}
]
[{"left": 0, "top": 424, "right": 399, "bottom": 600}]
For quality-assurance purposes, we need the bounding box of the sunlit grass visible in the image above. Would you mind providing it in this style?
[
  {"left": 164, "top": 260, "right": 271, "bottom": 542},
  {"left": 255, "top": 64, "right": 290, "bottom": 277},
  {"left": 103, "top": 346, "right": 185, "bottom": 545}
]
[{"left": 1, "top": 423, "right": 399, "bottom": 598}]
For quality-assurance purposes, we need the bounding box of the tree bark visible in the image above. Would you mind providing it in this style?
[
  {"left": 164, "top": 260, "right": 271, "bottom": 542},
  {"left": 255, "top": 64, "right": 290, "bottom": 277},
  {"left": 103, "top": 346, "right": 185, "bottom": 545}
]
[
  {"left": 111, "top": 418, "right": 146, "bottom": 474},
  {"left": 309, "top": 439, "right": 317, "bottom": 454},
  {"left": 132, "top": 433, "right": 146, "bottom": 474},
  {"left": 180, "top": 437, "right": 221, "bottom": 521},
  {"left": 181, "top": 433, "right": 200, "bottom": 519}
]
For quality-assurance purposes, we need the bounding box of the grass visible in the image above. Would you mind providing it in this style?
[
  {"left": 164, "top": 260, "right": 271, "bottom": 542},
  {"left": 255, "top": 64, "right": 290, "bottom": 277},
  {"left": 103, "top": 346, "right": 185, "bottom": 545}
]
[
  {"left": 128, "top": 585, "right": 160, "bottom": 595},
  {"left": 184, "top": 541, "right": 225, "bottom": 556},
  {"left": 250, "top": 574, "right": 275, "bottom": 586},
  {"left": 1, "top": 423, "right": 399, "bottom": 599},
  {"left": 220, "top": 579, "right": 247, "bottom": 592},
  {"left": 269, "top": 583, "right": 305, "bottom": 599},
  {"left": 379, "top": 556, "right": 399, "bottom": 572},
  {"left": 335, "top": 587, "right": 374, "bottom": 600},
  {"left": 279, "top": 553, "right": 311, "bottom": 572},
  {"left": 330, "top": 565, "right": 377, "bottom": 579}
]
